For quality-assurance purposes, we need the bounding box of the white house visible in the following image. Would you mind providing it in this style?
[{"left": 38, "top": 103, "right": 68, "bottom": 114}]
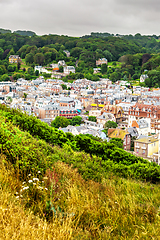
[{"left": 64, "top": 66, "right": 75, "bottom": 75}]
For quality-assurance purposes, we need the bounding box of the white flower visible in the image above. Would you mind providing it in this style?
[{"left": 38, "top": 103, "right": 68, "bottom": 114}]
[
  {"left": 28, "top": 180, "right": 33, "bottom": 183},
  {"left": 28, "top": 174, "right": 31, "bottom": 177},
  {"left": 22, "top": 182, "right": 26, "bottom": 185},
  {"left": 16, "top": 192, "right": 18, "bottom": 194},
  {"left": 33, "top": 183, "right": 36, "bottom": 185},
  {"left": 16, "top": 196, "right": 19, "bottom": 199},
  {"left": 38, "top": 171, "right": 41, "bottom": 173},
  {"left": 23, "top": 186, "right": 29, "bottom": 190},
  {"left": 45, "top": 188, "right": 48, "bottom": 190},
  {"left": 33, "top": 178, "right": 39, "bottom": 181}
]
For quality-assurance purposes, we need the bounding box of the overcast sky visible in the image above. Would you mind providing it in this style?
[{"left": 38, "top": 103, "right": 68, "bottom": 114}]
[{"left": 1, "top": 0, "right": 160, "bottom": 37}]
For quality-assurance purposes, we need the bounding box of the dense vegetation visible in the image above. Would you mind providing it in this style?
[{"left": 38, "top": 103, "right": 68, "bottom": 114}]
[
  {"left": 0, "top": 29, "right": 160, "bottom": 83},
  {"left": 1, "top": 104, "right": 160, "bottom": 183},
  {"left": 1, "top": 104, "right": 160, "bottom": 238}
]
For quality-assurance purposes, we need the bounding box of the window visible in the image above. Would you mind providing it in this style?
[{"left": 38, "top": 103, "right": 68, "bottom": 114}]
[
  {"left": 142, "top": 150, "right": 145, "bottom": 155},
  {"left": 136, "top": 149, "right": 139, "bottom": 153}
]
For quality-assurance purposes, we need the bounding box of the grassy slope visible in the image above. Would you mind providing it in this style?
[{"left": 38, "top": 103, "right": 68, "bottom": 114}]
[
  {"left": 0, "top": 118, "right": 160, "bottom": 239},
  {"left": 1, "top": 156, "right": 160, "bottom": 239}
]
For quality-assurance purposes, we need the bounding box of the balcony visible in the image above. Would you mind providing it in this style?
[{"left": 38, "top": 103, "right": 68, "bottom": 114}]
[{"left": 142, "top": 147, "right": 146, "bottom": 150}]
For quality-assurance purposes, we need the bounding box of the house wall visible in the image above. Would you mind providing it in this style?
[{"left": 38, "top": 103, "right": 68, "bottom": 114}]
[
  {"left": 134, "top": 142, "right": 148, "bottom": 158},
  {"left": 148, "top": 141, "right": 159, "bottom": 157},
  {"left": 123, "top": 134, "right": 131, "bottom": 150},
  {"left": 38, "top": 109, "right": 59, "bottom": 119}
]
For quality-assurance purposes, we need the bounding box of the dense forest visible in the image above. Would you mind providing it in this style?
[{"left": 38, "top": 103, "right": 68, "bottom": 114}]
[{"left": 0, "top": 29, "right": 160, "bottom": 84}]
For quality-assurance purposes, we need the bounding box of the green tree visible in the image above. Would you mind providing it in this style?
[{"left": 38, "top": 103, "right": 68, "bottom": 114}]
[
  {"left": 35, "top": 70, "right": 39, "bottom": 76},
  {"left": 6, "top": 96, "right": 12, "bottom": 104},
  {"left": 105, "top": 121, "right": 117, "bottom": 130},
  {"left": 44, "top": 52, "right": 52, "bottom": 65},
  {"left": 7, "top": 65, "right": 16, "bottom": 72},
  {"left": 1, "top": 74, "right": 10, "bottom": 81},
  {"left": 12, "top": 72, "right": 24, "bottom": 80},
  {"left": 51, "top": 116, "right": 70, "bottom": 128},
  {"left": 17, "top": 61, "right": 21, "bottom": 70},
  {"left": 110, "top": 138, "right": 123, "bottom": 149},
  {"left": 0, "top": 47, "right": 3, "bottom": 60},
  {"left": 23, "top": 93, "right": 27, "bottom": 99},
  {"left": 25, "top": 53, "right": 34, "bottom": 64},
  {"left": 101, "top": 63, "right": 108, "bottom": 74},
  {"left": 9, "top": 48, "right": 15, "bottom": 56},
  {"left": 34, "top": 53, "right": 45, "bottom": 66},
  {"left": 61, "top": 84, "right": 67, "bottom": 90},
  {"left": 0, "top": 66, "right": 6, "bottom": 75},
  {"left": 70, "top": 116, "right": 82, "bottom": 126},
  {"left": 59, "top": 66, "right": 64, "bottom": 73},
  {"left": 103, "top": 50, "right": 113, "bottom": 62},
  {"left": 88, "top": 116, "right": 97, "bottom": 122},
  {"left": 27, "top": 67, "right": 34, "bottom": 75},
  {"left": 70, "top": 47, "right": 82, "bottom": 58}
]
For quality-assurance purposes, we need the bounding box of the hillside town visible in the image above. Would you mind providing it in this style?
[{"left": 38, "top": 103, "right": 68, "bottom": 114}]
[{"left": 1, "top": 64, "right": 160, "bottom": 165}]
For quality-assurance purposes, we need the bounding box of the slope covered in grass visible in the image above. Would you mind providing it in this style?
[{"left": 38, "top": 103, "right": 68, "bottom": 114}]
[
  {"left": 1, "top": 106, "right": 160, "bottom": 238},
  {"left": 1, "top": 155, "right": 160, "bottom": 239},
  {"left": 0, "top": 104, "right": 160, "bottom": 182}
]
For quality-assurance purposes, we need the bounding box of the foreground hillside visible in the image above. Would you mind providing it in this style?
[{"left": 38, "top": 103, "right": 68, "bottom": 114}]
[
  {"left": 1, "top": 106, "right": 160, "bottom": 238},
  {"left": 1, "top": 156, "right": 160, "bottom": 239}
]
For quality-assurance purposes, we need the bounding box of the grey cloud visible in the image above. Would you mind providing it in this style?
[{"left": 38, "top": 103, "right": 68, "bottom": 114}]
[{"left": 0, "top": 0, "right": 160, "bottom": 36}]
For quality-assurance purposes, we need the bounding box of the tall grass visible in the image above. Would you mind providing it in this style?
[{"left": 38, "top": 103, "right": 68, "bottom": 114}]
[{"left": 1, "top": 155, "right": 160, "bottom": 239}]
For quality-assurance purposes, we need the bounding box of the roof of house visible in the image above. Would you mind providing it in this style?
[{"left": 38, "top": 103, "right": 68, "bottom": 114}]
[
  {"left": 135, "top": 136, "right": 159, "bottom": 144},
  {"left": 108, "top": 129, "right": 130, "bottom": 140}
]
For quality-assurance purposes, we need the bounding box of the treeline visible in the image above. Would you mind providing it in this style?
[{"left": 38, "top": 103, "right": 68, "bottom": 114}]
[
  {"left": 1, "top": 104, "right": 160, "bottom": 183},
  {"left": 0, "top": 30, "right": 160, "bottom": 82}
]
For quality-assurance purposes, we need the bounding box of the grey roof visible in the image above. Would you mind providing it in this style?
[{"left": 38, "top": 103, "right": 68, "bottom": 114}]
[
  {"left": 127, "top": 127, "right": 139, "bottom": 137},
  {"left": 138, "top": 119, "right": 149, "bottom": 129}
]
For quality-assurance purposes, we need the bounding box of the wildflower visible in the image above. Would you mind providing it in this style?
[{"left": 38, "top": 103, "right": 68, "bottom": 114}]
[
  {"left": 28, "top": 180, "right": 33, "bottom": 183},
  {"left": 28, "top": 174, "right": 31, "bottom": 177},
  {"left": 38, "top": 171, "right": 41, "bottom": 173},
  {"left": 33, "top": 178, "right": 39, "bottom": 181},
  {"left": 33, "top": 183, "right": 36, "bottom": 185},
  {"left": 23, "top": 186, "right": 29, "bottom": 190},
  {"left": 45, "top": 188, "right": 48, "bottom": 190},
  {"left": 22, "top": 182, "right": 26, "bottom": 185},
  {"left": 16, "top": 192, "right": 18, "bottom": 195},
  {"left": 16, "top": 196, "right": 19, "bottom": 199}
]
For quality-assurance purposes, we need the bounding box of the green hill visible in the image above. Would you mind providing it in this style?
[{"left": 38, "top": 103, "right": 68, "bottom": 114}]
[{"left": 1, "top": 105, "right": 160, "bottom": 238}]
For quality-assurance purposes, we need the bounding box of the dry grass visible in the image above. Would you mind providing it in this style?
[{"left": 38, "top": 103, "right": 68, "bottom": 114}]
[{"left": 1, "top": 156, "right": 160, "bottom": 239}]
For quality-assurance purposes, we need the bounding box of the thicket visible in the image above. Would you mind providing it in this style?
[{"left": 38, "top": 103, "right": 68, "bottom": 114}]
[{"left": 1, "top": 104, "right": 160, "bottom": 183}]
